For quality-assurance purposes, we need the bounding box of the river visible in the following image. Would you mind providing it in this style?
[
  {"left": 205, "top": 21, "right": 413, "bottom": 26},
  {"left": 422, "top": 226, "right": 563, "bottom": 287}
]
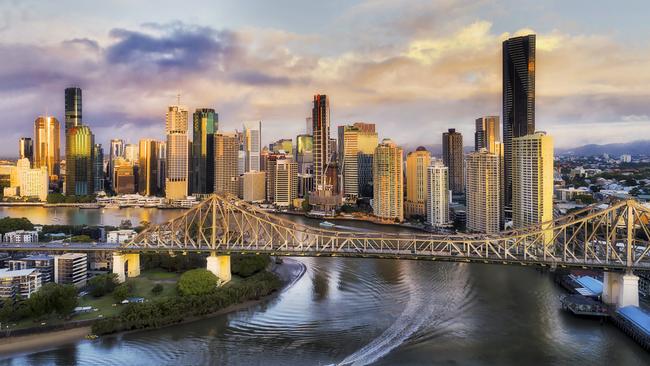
[{"left": 2, "top": 207, "right": 650, "bottom": 365}]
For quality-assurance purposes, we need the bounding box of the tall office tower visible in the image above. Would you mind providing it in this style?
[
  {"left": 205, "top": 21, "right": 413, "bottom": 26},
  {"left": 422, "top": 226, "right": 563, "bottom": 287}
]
[
  {"left": 466, "top": 150, "right": 501, "bottom": 234},
  {"left": 124, "top": 144, "right": 139, "bottom": 164},
  {"left": 156, "top": 141, "right": 167, "bottom": 193},
  {"left": 19, "top": 138, "right": 34, "bottom": 165},
  {"left": 405, "top": 147, "right": 431, "bottom": 218},
  {"left": 113, "top": 157, "right": 136, "bottom": 194},
  {"left": 64, "top": 87, "right": 82, "bottom": 131},
  {"left": 92, "top": 144, "right": 104, "bottom": 193},
  {"left": 138, "top": 139, "right": 159, "bottom": 196},
  {"left": 214, "top": 132, "right": 239, "bottom": 196},
  {"left": 191, "top": 108, "right": 217, "bottom": 194},
  {"left": 243, "top": 121, "right": 261, "bottom": 172},
  {"left": 260, "top": 147, "right": 270, "bottom": 172},
  {"left": 426, "top": 160, "right": 450, "bottom": 227},
  {"left": 357, "top": 153, "right": 374, "bottom": 198},
  {"left": 338, "top": 122, "right": 378, "bottom": 201},
  {"left": 442, "top": 128, "right": 464, "bottom": 194},
  {"left": 242, "top": 171, "right": 266, "bottom": 202},
  {"left": 312, "top": 94, "right": 330, "bottom": 189},
  {"left": 34, "top": 116, "right": 60, "bottom": 180},
  {"left": 503, "top": 34, "right": 536, "bottom": 212},
  {"left": 328, "top": 138, "right": 338, "bottom": 164},
  {"left": 109, "top": 139, "right": 125, "bottom": 188},
  {"left": 475, "top": 116, "right": 500, "bottom": 153},
  {"left": 66, "top": 125, "right": 95, "bottom": 195},
  {"left": 165, "top": 105, "right": 189, "bottom": 199},
  {"left": 512, "top": 132, "right": 553, "bottom": 242},
  {"left": 305, "top": 117, "right": 313, "bottom": 135},
  {"left": 270, "top": 139, "right": 293, "bottom": 154},
  {"left": 272, "top": 159, "right": 298, "bottom": 207},
  {"left": 373, "top": 139, "right": 404, "bottom": 222},
  {"left": 296, "top": 134, "right": 313, "bottom": 174}
]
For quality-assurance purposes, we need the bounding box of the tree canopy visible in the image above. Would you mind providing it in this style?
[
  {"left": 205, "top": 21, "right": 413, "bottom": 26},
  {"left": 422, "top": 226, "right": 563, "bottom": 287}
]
[
  {"left": 177, "top": 269, "right": 219, "bottom": 296},
  {"left": 0, "top": 217, "right": 34, "bottom": 234}
]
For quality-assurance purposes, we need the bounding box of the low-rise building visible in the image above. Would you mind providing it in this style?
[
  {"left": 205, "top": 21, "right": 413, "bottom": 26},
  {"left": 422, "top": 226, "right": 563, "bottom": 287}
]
[
  {"left": 3, "top": 230, "right": 39, "bottom": 243},
  {"left": 54, "top": 253, "right": 88, "bottom": 288},
  {"left": 107, "top": 229, "right": 137, "bottom": 244},
  {"left": 6, "top": 254, "right": 54, "bottom": 283},
  {"left": 0, "top": 268, "right": 42, "bottom": 299}
]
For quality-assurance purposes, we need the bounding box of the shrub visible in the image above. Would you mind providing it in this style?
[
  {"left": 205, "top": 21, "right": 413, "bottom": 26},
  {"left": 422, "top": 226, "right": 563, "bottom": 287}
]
[
  {"left": 177, "top": 269, "right": 219, "bottom": 296},
  {"left": 113, "top": 283, "right": 132, "bottom": 302},
  {"left": 89, "top": 273, "right": 119, "bottom": 297},
  {"left": 151, "top": 284, "right": 164, "bottom": 295},
  {"left": 231, "top": 255, "right": 269, "bottom": 278}
]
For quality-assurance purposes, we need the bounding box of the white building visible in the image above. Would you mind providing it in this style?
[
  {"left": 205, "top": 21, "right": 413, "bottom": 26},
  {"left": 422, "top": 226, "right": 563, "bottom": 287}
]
[
  {"left": 0, "top": 268, "right": 42, "bottom": 299},
  {"left": 3, "top": 230, "right": 39, "bottom": 243},
  {"left": 620, "top": 154, "right": 632, "bottom": 163},
  {"left": 273, "top": 159, "right": 298, "bottom": 207},
  {"left": 426, "top": 160, "right": 450, "bottom": 227},
  {"left": 54, "top": 253, "right": 88, "bottom": 288},
  {"left": 107, "top": 229, "right": 137, "bottom": 244},
  {"left": 243, "top": 121, "right": 261, "bottom": 172},
  {"left": 466, "top": 150, "right": 501, "bottom": 234}
]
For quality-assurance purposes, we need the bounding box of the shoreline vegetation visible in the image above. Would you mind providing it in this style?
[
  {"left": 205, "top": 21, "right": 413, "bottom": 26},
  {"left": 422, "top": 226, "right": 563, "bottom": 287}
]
[{"left": 0, "top": 258, "right": 306, "bottom": 360}]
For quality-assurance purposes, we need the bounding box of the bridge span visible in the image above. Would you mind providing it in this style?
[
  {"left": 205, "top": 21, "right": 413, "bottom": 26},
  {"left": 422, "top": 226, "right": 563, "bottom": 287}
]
[{"left": 2, "top": 194, "right": 650, "bottom": 307}]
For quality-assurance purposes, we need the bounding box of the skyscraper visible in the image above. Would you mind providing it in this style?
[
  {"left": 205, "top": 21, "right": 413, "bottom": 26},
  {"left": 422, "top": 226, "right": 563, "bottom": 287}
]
[
  {"left": 19, "top": 138, "right": 34, "bottom": 165},
  {"left": 66, "top": 125, "right": 94, "bottom": 195},
  {"left": 243, "top": 121, "right": 261, "bottom": 172},
  {"left": 124, "top": 144, "right": 139, "bottom": 164},
  {"left": 503, "top": 34, "right": 536, "bottom": 212},
  {"left": 373, "top": 139, "right": 403, "bottom": 222},
  {"left": 512, "top": 132, "right": 553, "bottom": 242},
  {"left": 405, "top": 147, "right": 431, "bottom": 218},
  {"left": 312, "top": 94, "right": 330, "bottom": 189},
  {"left": 338, "top": 123, "right": 378, "bottom": 201},
  {"left": 426, "top": 160, "right": 450, "bottom": 227},
  {"left": 270, "top": 139, "right": 293, "bottom": 154},
  {"left": 442, "top": 128, "right": 464, "bottom": 194},
  {"left": 475, "top": 116, "right": 500, "bottom": 153},
  {"left": 466, "top": 150, "right": 501, "bottom": 234},
  {"left": 109, "top": 139, "right": 125, "bottom": 189},
  {"left": 64, "top": 87, "right": 82, "bottom": 131},
  {"left": 138, "top": 139, "right": 160, "bottom": 196},
  {"left": 165, "top": 105, "right": 189, "bottom": 200},
  {"left": 213, "top": 132, "right": 239, "bottom": 196},
  {"left": 271, "top": 159, "right": 298, "bottom": 207},
  {"left": 92, "top": 144, "right": 104, "bottom": 193},
  {"left": 296, "top": 134, "right": 313, "bottom": 174},
  {"left": 191, "top": 108, "right": 218, "bottom": 194},
  {"left": 33, "top": 116, "right": 60, "bottom": 180}
]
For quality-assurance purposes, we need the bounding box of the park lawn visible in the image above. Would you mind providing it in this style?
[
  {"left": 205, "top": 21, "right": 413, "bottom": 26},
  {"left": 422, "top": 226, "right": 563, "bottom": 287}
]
[
  {"left": 74, "top": 294, "right": 122, "bottom": 320},
  {"left": 129, "top": 272, "right": 179, "bottom": 299},
  {"left": 140, "top": 269, "right": 180, "bottom": 281}
]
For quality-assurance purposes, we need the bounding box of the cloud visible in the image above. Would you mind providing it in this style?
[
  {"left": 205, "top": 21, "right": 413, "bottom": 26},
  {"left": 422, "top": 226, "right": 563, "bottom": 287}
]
[{"left": 62, "top": 38, "right": 100, "bottom": 50}]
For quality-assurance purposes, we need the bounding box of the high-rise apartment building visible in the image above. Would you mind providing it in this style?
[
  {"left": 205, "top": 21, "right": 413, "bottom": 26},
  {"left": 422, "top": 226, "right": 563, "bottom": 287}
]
[
  {"left": 426, "top": 160, "right": 450, "bottom": 227},
  {"left": 243, "top": 121, "right": 261, "bottom": 172},
  {"left": 272, "top": 159, "right": 298, "bottom": 207},
  {"left": 138, "top": 139, "right": 160, "bottom": 196},
  {"left": 405, "top": 147, "right": 431, "bottom": 218},
  {"left": 156, "top": 141, "right": 167, "bottom": 192},
  {"left": 54, "top": 253, "right": 87, "bottom": 288},
  {"left": 442, "top": 128, "right": 464, "bottom": 194},
  {"left": 19, "top": 138, "right": 33, "bottom": 165},
  {"left": 214, "top": 132, "right": 239, "bottom": 196},
  {"left": 466, "top": 150, "right": 501, "bottom": 234},
  {"left": 66, "top": 125, "right": 94, "bottom": 195},
  {"left": 357, "top": 153, "right": 374, "bottom": 198},
  {"left": 34, "top": 116, "right": 60, "bottom": 180},
  {"left": 312, "top": 94, "right": 330, "bottom": 189},
  {"left": 373, "top": 139, "right": 403, "bottom": 222},
  {"left": 191, "top": 108, "right": 218, "bottom": 194},
  {"left": 165, "top": 105, "right": 189, "bottom": 199},
  {"left": 475, "top": 116, "right": 500, "bottom": 153},
  {"left": 109, "top": 139, "right": 125, "bottom": 188},
  {"left": 242, "top": 171, "right": 266, "bottom": 202},
  {"left": 338, "top": 123, "right": 378, "bottom": 201},
  {"left": 512, "top": 132, "right": 553, "bottom": 242},
  {"left": 503, "top": 34, "right": 536, "bottom": 212}
]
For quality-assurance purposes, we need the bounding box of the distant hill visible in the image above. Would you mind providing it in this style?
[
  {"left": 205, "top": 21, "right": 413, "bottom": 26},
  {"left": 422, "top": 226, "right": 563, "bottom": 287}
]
[{"left": 557, "top": 140, "right": 650, "bottom": 156}]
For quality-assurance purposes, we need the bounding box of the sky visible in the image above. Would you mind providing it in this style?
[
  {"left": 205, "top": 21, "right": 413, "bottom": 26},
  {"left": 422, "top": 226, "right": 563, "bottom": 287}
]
[{"left": 1, "top": 0, "right": 650, "bottom": 156}]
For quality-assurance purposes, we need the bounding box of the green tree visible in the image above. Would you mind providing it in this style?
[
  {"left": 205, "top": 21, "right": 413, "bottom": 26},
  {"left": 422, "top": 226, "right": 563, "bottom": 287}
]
[
  {"left": 26, "top": 283, "right": 78, "bottom": 318},
  {"left": 151, "top": 284, "right": 164, "bottom": 296},
  {"left": 88, "top": 273, "right": 119, "bottom": 297},
  {"left": 68, "top": 234, "right": 93, "bottom": 243},
  {"left": 113, "top": 283, "right": 132, "bottom": 302},
  {"left": 47, "top": 193, "right": 66, "bottom": 204},
  {"left": 177, "top": 269, "right": 219, "bottom": 296},
  {"left": 0, "top": 217, "right": 34, "bottom": 234},
  {"left": 232, "top": 255, "right": 270, "bottom": 278}
]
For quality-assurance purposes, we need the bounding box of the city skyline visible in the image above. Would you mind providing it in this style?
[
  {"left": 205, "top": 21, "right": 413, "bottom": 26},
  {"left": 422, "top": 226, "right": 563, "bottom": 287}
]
[{"left": 2, "top": 1, "right": 650, "bottom": 156}]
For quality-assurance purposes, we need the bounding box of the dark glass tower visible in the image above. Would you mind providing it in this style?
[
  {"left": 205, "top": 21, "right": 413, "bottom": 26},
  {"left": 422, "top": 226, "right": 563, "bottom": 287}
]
[
  {"left": 191, "top": 108, "right": 218, "bottom": 194},
  {"left": 19, "top": 137, "right": 34, "bottom": 164},
  {"left": 503, "top": 34, "right": 535, "bottom": 212},
  {"left": 65, "top": 87, "right": 82, "bottom": 131},
  {"left": 442, "top": 128, "right": 464, "bottom": 194},
  {"left": 312, "top": 94, "right": 330, "bottom": 189}
]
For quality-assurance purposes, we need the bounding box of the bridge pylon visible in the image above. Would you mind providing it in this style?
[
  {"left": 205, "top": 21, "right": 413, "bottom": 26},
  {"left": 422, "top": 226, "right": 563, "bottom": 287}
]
[
  {"left": 206, "top": 252, "right": 231, "bottom": 284},
  {"left": 112, "top": 252, "right": 141, "bottom": 283}
]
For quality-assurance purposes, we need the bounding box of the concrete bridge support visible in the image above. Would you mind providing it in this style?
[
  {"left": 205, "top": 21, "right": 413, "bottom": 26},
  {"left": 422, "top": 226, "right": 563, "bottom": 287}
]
[
  {"left": 206, "top": 253, "right": 231, "bottom": 284},
  {"left": 112, "top": 253, "right": 141, "bottom": 283},
  {"left": 602, "top": 271, "right": 639, "bottom": 308}
]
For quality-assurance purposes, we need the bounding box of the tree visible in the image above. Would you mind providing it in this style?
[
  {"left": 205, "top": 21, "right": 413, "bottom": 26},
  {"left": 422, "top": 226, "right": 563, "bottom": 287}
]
[
  {"left": 232, "top": 255, "right": 270, "bottom": 278},
  {"left": 47, "top": 193, "right": 66, "bottom": 204},
  {"left": 177, "top": 269, "right": 218, "bottom": 296},
  {"left": 301, "top": 197, "right": 311, "bottom": 212},
  {"left": 113, "top": 283, "right": 132, "bottom": 302},
  {"left": 120, "top": 219, "right": 133, "bottom": 229},
  {"left": 89, "top": 273, "right": 119, "bottom": 297},
  {"left": 26, "top": 283, "right": 78, "bottom": 318},
  {"left": 0, "top": 217, "right": 34, "bottom": 235},
  {"left": 151, "top": 284, "right": 164, "bottom": 296},
  {"left": 69, "top": 234, "right": 93, "bottom": 243}
]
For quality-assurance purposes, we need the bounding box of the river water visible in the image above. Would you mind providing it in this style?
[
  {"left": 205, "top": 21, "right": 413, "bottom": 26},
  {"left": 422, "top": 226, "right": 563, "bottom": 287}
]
[{"left": 2, "top": 207, "right": 650, "bottom": 365}]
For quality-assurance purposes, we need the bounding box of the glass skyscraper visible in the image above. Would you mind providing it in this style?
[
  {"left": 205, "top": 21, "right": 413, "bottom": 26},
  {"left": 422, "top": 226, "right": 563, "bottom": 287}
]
[
  {"left": 503, "top": 34, "right": 535, "bottom": 212},
  {"left": 64, "top": 87, "right": 94, "bottom": 195},
  {"left": 191, "top": 108, "right": 218, "bottom": 194}
]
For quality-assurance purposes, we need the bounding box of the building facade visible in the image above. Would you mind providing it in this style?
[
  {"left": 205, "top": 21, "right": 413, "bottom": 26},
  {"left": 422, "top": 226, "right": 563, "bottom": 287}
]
[
  {"left": 93, "top": 144, "right": 104, "bottom": 193},
  {"left": 426, "top": 160, "right": 450, "bottom": 227},
  {"left": 243, "top": 121, "right": 261, "bottom": 172},
  {"left": 34, "top": 116, "right": 60, "bottom": 180},
  {"left": 373, "top": 139, "right": 403, "bottom": 222},
  {"left": 312, "top": 94, "right": 330, "bottom": 190},
  {"left": 19, "top": 137, "right": 34, "bottom": 165},
  {"left": 109, "top": 139, "right": 125, "bottom": 189},
  {"left": 338, "top": 123, "right": 378, "bottom": 201},
  {"left": 65, "top": 125, "right": 95, "bottom": 195},
  {"left": 466, "top": 150, "right": 501, "bottom": 234},
  {"left": 138, "top": 139, "right": 160, "bottom": 196},
  {"left": 475, "top": 116, "right": 500, "bottom": 153},
  {"left": 272, "top": 159, "right": 298, "bottom": 207},
  {"left": 165, "top": 105, "right": 189, "bottom": 199},
  {"left": 214, "top": 132, "right": 239, "bottom": 196},
  {"left": 54, "top": 253, "right": 87, "bottom": 288},
  {"left": 242, "top": 171, "right": 266, "bottom": 202},
  {"left": 0, "top": 268, "right": 42, "bottom": 299},
  {"left": 442, "top": 128, "right": 464, "bottom": 194},
  {"left": 405, "top": 147, "right": 431, "bottom": 218},
  {"left": 296, "top": 134, "right": 313, "bottom": 174},
  {"left": 503, "top": 34, "right": 536, "bottom": 212},
  {"left": 191, "top": 108, "right": 218, "bottom": 194}
]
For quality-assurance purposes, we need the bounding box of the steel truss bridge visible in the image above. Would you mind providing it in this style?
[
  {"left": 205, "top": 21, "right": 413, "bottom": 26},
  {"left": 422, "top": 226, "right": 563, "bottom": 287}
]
[
  {"left": 4, "top": 195, "right": 650, "bottom": 271},
  {"left": 111, "top": 194, "right": 650, "bottom": 271}
]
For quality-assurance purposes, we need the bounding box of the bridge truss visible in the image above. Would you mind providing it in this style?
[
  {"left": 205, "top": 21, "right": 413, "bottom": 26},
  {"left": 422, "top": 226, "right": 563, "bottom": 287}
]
[{"left": 125, "top": 195, "right": 650, "bottom": 271}]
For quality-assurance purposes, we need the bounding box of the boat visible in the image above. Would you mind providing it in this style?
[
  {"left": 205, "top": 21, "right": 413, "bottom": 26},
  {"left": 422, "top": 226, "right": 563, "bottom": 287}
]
[
  {"left": 85, "top": 334, "right": 99, "bottom": 340},
  {"left": 319, "top": 221, "right": 336, "bottom": 228}
]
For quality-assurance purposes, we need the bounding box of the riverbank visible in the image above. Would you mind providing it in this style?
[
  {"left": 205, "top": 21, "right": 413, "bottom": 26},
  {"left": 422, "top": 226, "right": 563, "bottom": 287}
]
[{"left": 0, "top": 258, "right": 306, "bottom": 360}]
